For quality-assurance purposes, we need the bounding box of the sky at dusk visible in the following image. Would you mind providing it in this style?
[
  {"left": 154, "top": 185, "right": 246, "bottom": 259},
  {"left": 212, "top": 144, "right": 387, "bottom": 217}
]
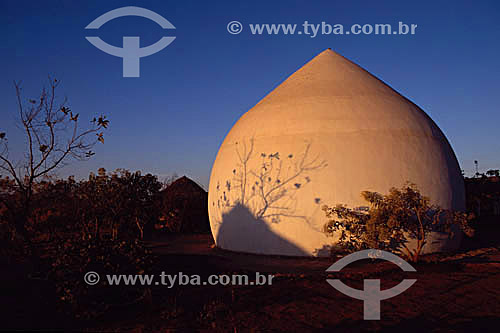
[{"left": 1, "top": 0, "right": 499, "bottom": 189}]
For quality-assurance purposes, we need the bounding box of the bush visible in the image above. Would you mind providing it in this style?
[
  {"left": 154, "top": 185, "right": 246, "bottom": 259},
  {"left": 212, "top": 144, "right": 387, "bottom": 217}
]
[
  {"left": 322, "top": 183, "right": 474, "bottom": 262},
  {"left": 49, "top": 237, "right": 152, "bottom": 319},
  {"left": 0, "top": 169, "right": 161, "bottom": 319}
]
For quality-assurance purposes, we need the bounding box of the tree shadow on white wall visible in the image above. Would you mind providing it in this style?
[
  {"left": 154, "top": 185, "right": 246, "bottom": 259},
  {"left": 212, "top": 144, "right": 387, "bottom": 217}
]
[{"left": 213, "top": 138, "right": 327, "bottom": 226}]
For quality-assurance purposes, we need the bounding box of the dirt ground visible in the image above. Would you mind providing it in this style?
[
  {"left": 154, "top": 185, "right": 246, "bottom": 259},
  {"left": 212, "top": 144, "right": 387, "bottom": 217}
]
[
  {"left": 104, "top": 234, "right": 500, "bottom": 332},
  {"left": 2, "top": 233, "right": 500, "bottom": 332}
]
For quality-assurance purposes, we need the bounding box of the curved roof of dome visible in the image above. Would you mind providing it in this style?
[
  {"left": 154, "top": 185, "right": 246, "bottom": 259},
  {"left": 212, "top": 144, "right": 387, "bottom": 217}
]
[
  {"left": 227, "top": 49, "right": 447, "bottom": 147},
  {"left": 208, "top": 49, "right": 464, "bottom": 256}
]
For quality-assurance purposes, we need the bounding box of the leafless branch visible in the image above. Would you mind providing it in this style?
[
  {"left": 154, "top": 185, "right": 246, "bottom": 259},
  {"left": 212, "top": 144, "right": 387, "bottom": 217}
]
[{"left": 0, "top": 78, "right": 109, "bottom": 234}]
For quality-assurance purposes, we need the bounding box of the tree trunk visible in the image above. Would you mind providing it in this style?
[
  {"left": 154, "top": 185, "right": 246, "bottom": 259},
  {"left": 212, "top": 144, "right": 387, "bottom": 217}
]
[{"left": 136, "top": 217, "right": 144, "bottom": 240}]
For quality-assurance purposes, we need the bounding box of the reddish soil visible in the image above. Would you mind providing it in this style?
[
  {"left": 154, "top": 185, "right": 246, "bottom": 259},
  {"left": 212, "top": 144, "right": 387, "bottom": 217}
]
[
  {"left": 107, "top": 235, "right": 500, "bottom": 331},
  {"left": 3, "top": 234, "right": 500, "bottom": 331}
]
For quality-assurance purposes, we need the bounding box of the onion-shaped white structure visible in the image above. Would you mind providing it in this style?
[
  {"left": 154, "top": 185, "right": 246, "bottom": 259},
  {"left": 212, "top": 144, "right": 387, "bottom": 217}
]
[{"left": 208, "top": 49, "right": 464, "bottom": 256}]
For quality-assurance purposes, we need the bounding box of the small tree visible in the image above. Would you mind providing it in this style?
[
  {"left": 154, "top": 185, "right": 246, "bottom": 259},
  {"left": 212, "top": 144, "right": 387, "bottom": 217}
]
[
  {"left": 74, "top": 169, "right": 162, "bottom": 241},
  {"left": 112, "top": 169, "right": 162, "bottom": 239},
  {"left": 323, "top": 183, "right": 474, "bottom": 262},
  {"left": 0, "top": 79, "right": 109, "bottom": 241}
]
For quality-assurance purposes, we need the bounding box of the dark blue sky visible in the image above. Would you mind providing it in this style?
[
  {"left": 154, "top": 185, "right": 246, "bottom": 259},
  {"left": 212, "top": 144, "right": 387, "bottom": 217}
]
[{"left": 2, "top": 0, "right": 499, "bottom": 188}]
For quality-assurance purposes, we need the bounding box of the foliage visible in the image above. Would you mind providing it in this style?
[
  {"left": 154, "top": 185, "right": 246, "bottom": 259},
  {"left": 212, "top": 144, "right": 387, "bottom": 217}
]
[
  {"left": 49, "top": 237, "right": 152, "bottom": 319},
  {"left": 75, "top": 168, "right": 162, "bottom": 241},
  {"left": 0, "top": 169, "right": 162, "bottom": 318},
  {"left": 323, "top": 183, "right": 474, "bottom": 262},
  {"left": 1, "top": 169, "right": 163, "bottom": 245},
  {"left": 0, "top": 79, "right": 108, "bottom": 241},
  {"left": 0, "top": 80, "right": 168, "bottom": 319}
]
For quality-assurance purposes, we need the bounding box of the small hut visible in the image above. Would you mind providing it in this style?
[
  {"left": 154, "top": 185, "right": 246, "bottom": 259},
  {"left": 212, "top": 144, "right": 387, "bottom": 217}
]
[{"left": 157, "top": 176, "right": 210, "bottom": 233}]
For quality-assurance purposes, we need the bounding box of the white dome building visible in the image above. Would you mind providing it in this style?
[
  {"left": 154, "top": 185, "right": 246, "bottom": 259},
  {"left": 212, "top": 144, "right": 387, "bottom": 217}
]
[{"left": 208, "top": 49, "right": 465, "bottom": 256}]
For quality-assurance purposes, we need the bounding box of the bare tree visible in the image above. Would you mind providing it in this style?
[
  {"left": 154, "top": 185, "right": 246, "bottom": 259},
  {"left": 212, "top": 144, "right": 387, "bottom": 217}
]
[{"left": 0, "top": 78, "right": 109, "bottom": 240}]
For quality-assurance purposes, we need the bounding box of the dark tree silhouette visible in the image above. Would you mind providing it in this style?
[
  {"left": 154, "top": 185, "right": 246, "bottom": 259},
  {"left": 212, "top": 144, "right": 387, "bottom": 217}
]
[{"left": 0, "top": 78, "right": 109, "bottom": 240}]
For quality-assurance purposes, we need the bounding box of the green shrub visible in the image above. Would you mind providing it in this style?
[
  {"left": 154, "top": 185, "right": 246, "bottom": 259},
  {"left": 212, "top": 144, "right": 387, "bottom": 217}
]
[{"left": 323, "top": 183, "right": 474, "bottom": 262}]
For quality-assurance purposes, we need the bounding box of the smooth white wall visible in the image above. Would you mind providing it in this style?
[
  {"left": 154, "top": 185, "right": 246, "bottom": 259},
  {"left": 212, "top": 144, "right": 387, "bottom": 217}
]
[{"left": 208, "top": 49, "right": 465, "bottom": 256}]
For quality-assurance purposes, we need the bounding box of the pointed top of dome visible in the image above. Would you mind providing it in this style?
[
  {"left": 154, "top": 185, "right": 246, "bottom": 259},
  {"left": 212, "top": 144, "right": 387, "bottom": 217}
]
[{"left": 258, "top": 49, "right": 398, "bottom": 107}]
